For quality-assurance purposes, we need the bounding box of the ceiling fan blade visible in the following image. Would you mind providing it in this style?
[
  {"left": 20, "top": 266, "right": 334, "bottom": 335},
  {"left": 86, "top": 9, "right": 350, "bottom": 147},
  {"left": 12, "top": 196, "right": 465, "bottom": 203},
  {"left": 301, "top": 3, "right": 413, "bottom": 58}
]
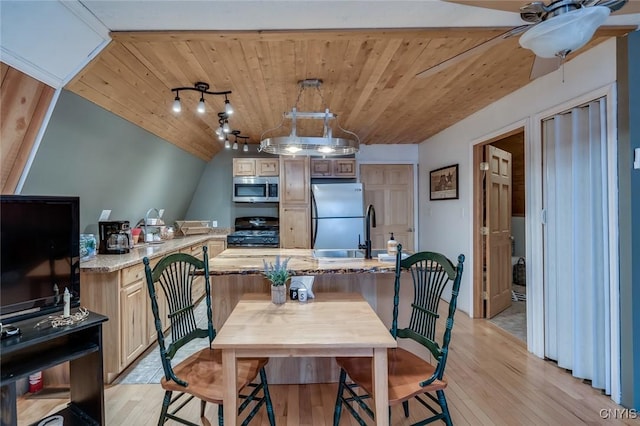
[
  {"left": 444, "top": 0, "right": 640, "bottom": 14},
  {"left": 415, "top": 26, "right": 529, "bottom": 79},
  {"left": 529, "top": 56, "right": 562, "bottom": 79}
]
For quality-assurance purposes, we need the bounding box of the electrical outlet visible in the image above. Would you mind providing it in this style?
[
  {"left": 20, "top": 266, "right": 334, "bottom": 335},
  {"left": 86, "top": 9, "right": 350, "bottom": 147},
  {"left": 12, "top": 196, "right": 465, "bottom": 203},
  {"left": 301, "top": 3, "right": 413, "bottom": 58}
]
[{"left": 211, "top": 220, "right": 218, "bottom": 228}]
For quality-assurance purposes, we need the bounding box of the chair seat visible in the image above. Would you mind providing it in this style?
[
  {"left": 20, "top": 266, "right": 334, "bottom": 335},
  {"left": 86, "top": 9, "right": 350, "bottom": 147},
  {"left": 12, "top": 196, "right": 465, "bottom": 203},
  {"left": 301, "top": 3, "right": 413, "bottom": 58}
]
[
  {"left": 161, "top": 348, "right": 268, "bottom": 404},
  {"left": 336, "top": 347, "right": 447, "bottom": 405}
]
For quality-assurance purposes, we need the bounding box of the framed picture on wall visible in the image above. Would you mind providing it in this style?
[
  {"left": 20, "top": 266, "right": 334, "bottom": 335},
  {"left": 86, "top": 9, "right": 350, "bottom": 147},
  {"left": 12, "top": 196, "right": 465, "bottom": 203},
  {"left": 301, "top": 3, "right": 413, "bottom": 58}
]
[{"left": 429, "top": 164, "right": 459, "bottom": 200}]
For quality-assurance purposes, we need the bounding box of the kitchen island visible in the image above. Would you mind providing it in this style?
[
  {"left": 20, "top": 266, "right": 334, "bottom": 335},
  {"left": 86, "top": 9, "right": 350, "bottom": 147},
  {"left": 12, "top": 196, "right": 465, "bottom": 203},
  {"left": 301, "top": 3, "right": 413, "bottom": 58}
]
[{"left": 208, "top": 248, "right": 400, "bottom": 384}]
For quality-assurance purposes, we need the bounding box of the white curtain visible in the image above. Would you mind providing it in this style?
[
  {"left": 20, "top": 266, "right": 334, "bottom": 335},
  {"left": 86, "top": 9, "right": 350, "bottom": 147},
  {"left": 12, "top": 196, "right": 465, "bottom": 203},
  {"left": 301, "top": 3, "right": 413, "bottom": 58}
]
[{"left": 542, "top": 98, "right": 611, "bottom": 393}]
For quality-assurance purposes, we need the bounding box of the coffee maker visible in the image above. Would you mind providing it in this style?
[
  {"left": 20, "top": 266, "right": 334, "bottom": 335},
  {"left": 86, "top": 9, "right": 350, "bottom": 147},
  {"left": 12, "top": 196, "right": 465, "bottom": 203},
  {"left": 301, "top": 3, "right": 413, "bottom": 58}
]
[{"left": 98, "top": 220, "right": 132, "bottom": 254}]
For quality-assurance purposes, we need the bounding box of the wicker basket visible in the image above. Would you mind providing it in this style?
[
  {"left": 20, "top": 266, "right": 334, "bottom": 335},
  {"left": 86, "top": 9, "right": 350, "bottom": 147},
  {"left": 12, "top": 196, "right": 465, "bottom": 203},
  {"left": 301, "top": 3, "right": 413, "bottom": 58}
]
[{"left": 174, "top": 220, "right": 211, "bottom": 236}]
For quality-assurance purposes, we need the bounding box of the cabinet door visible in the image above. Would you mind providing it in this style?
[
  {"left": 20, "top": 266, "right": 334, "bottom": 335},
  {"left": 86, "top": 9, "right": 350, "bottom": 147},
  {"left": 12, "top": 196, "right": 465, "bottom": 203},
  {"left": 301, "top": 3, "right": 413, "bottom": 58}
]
[
  {"left": 120, "top": 280, "right": 148, "bottom": 368},
  {"left": 311, "top": 159, "right": 332, "bottom": 177},
  {"left": 280, "top": 206, "right": 310, "bottom": 248},
  {"left": 233, "top": 158, "right": 256, "bottom": 176},
  {"left": 257, "top": 159, "right": 279, "bottom": 176},
  {"left": 182, "top": 244, "right": 205, "bottom": 302},
  {"left": 280, "top": 157, "right": 310, "bottom": 204},
  {"left": 208, "top": 239, "right": 226, "bottom": 257},
  {"left": 334, "top": 159, "right": 356, "bottom": 177}
]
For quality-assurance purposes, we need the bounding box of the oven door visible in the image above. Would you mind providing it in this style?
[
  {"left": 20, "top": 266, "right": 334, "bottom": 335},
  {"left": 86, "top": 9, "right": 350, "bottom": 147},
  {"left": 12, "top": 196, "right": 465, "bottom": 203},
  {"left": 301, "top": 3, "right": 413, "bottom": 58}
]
[{"left": 233, "top": 177, "right": 278, "bottom": 202}]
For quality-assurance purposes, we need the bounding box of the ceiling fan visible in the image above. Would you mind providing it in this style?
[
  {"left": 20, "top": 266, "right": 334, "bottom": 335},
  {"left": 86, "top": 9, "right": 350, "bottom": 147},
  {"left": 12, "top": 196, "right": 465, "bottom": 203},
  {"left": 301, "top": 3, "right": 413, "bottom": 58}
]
[{"left": 418, "top": 0, "right": 636, "bottom": 80}]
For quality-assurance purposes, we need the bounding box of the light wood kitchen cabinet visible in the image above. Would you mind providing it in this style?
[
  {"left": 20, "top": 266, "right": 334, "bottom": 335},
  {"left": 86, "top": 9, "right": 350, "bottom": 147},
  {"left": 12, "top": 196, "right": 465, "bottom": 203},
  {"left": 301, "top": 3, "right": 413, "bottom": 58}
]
[
  {"left": 256, "top": 158, "right": 279, "bottom": 176},
  {"left": 311, "top": 158, "right": 356, "bottom": 178},
  {"left": 120, "top": 277, "right": 148, "bottom": 368},
  {"left": 233, "top": 158, "right": 256, "bottom": 176},
  {"left": 182, "top": 243, "right": 205, "bottom": 302},
  {"left": 208, "top": 239, "right": 226, "bottom": 257},
  {"left": 280, "top": 156, "right": 310, "bottom": 248},
  {"left": 280, "top": 156, "right": 310, "bottom": 204},
  {"left": 280, "top": 206, "right": 311, "bottom": 248},
  {"left": 233, "top": 158, "right": 279, "bottom": 177}
]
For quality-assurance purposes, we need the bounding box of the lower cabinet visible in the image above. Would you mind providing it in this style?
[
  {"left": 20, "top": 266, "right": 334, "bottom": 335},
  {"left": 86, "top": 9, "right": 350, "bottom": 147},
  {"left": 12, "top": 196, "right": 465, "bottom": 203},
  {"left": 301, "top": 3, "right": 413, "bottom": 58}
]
[
  {"left": 280, "top": 206, "right": 310, "bottom": 248},
  {"left": 182, "top": 243, "right": 205, "bottom": 302},
  {"left": 208, "top": 239, "right": 226, "bottom": 257},
  {"left": 120, "top": 278, "right": 148, "bottom": 368},
  {"left": 81, "top": 238, "right": 221, "bottom": 383}
]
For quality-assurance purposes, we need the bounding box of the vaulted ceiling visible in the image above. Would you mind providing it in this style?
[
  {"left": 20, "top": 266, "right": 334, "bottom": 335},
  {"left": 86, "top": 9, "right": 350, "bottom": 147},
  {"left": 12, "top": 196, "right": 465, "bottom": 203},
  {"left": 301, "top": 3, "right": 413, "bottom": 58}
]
[{"left": 58, "top": 1, "right": 638, "bottom": 162}]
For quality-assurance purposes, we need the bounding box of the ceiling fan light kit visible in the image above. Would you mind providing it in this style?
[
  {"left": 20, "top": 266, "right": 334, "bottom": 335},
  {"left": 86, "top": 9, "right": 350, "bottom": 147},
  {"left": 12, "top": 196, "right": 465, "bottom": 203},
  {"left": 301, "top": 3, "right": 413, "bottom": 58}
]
[
  {"left": 519, "top": 5, "right": 611, "bottom": 58},
  {"left": 259, "top": 79, "right": 360, "bottom": 156}
]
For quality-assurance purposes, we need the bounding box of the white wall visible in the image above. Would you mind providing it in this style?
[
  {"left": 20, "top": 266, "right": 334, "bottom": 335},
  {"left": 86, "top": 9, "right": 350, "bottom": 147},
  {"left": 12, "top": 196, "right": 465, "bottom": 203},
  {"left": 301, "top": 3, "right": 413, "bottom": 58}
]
[
  {"left": 356, "top": 143, "right": 419, "bottom": 162},
  {"left": 419, "top": 39, "right": 618, "bottom": 316}
]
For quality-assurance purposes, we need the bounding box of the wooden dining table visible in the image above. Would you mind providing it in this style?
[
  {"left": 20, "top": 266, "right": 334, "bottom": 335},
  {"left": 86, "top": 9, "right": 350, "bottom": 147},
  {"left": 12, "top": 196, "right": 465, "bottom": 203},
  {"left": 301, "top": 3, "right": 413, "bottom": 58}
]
[{"left": 213, "top": 292, "right": 397, "bottom": 426}]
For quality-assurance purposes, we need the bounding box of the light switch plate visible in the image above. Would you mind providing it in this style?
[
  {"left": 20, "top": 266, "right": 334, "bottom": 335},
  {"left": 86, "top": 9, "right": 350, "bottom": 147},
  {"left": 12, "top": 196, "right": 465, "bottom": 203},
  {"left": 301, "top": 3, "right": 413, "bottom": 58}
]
[{"left": 634, "top": 148, "right": 640, "bottom": 170}]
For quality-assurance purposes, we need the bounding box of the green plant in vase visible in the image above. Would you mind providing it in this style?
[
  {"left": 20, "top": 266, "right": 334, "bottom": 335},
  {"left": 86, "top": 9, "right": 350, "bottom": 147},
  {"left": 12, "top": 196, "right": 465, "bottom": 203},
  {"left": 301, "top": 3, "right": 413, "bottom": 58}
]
[{"left": 263, "top": 256, "right": 291, "bottom": 304}]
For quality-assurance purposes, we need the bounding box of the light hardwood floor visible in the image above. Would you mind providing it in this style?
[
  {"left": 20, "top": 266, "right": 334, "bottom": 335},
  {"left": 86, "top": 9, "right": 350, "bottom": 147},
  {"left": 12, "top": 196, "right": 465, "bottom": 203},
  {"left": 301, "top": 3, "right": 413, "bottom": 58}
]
[{"left": 18, "top": 310, "right": 639, "bottom": 425}]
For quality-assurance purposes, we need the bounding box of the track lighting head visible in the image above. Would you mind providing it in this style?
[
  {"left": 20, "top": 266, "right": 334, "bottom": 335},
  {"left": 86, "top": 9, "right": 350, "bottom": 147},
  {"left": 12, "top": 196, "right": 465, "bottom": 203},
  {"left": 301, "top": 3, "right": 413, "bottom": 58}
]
[{"left": 172, "top": 94, "right": 181, "bottom": 113}]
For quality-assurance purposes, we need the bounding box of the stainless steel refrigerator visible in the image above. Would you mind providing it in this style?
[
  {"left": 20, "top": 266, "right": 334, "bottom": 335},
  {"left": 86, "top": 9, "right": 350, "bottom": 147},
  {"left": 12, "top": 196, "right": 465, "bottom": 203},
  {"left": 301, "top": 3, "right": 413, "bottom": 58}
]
[{"left": 311, "top": 183, "right": 364, "bottom": 249}]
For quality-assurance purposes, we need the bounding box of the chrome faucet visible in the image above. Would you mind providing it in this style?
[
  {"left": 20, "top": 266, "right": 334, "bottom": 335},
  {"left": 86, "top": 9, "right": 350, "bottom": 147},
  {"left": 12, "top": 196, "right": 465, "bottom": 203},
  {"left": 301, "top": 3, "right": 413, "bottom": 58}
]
[{"left": 359, "top": 204, "right": 376, "bottom": 259}]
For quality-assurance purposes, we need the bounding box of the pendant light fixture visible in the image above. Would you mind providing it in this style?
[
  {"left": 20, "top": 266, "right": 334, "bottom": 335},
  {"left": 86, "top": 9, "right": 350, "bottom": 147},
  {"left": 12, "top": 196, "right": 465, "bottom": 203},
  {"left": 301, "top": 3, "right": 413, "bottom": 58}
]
[
  {"left": 259, "top": 79, "right": 359, "bottom": 156},
  {"left": 171, "top": 82, "right": 233, "bottom": 116}
]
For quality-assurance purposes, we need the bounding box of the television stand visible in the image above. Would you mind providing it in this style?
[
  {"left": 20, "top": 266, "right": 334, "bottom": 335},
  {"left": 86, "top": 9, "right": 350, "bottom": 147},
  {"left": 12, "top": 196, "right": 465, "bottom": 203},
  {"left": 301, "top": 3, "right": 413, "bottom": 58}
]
[{"left": 0, "top": 311, "right": 107, "bottom": 426}]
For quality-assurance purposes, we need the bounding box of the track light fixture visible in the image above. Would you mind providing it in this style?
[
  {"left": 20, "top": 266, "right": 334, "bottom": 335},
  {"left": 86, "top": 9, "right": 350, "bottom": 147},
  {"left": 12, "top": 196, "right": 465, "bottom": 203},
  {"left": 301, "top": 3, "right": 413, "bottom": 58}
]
[{"left": 171, "top": 82, "right": 232, "bottom": 115}]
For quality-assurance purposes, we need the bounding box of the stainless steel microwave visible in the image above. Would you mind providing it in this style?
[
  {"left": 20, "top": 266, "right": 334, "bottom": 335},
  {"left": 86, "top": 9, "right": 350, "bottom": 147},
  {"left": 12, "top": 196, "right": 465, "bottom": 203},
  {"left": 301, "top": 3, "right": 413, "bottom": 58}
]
[{"left": 232, "top": 176, "right": 279, "bottom": 202}]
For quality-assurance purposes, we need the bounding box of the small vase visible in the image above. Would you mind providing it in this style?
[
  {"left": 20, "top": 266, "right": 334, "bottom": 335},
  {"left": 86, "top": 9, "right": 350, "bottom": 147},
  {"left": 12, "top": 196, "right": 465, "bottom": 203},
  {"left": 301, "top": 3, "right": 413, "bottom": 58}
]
[{"left": 271, "top": 284, "right": 286, "bottom": 305}]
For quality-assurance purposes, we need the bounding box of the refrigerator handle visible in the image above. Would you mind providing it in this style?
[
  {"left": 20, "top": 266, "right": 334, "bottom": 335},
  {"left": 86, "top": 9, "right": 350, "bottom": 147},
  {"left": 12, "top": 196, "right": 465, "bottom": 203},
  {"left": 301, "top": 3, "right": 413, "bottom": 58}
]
[{"left": 311, "top": 190, "right": 318, "bottom": 248}]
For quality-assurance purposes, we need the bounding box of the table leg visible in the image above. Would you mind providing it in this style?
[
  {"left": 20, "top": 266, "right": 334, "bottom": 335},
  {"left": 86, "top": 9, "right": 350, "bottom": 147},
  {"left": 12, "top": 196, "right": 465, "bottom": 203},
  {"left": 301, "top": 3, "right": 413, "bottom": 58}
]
[
  {"left": 222, "top": 349, "right": 239, "bottom": 425},
  {"left": 372, "top": 347, "right": 389, "bottom": 426}
]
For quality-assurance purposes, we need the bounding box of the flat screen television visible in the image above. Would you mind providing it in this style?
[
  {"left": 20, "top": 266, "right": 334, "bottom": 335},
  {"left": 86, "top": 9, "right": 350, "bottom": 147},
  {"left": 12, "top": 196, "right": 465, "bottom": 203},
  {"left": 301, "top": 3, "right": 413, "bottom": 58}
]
[{"left": 1, "top": 195, "right": 81, "bottom": 324}]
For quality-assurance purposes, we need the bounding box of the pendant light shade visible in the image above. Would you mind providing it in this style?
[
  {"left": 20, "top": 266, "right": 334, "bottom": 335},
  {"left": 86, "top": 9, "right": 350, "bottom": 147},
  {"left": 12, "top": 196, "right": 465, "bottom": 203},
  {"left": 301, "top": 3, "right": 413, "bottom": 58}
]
[
  {"left": 172, "top": 95, "right": 181, "bottom": 113},
  {"left": 519, "top": 6, "right": 610, "bottom": 58},
  {"left": 197, "top": 97, "right": 206, "bottom": 114}
]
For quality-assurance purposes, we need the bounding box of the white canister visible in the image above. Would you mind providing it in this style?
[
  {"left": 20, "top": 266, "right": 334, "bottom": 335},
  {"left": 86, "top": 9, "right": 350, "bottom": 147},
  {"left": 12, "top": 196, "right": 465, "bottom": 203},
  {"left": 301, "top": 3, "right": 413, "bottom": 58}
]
[{"left": 298, "top": 287, "right": 308, "bottom": 302}]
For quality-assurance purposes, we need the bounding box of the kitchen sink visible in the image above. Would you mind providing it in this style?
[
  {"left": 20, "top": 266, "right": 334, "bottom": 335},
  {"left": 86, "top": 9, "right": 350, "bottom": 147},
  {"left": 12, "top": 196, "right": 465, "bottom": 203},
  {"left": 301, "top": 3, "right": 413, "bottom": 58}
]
[
  {"left": 312, "top": 249, "right": 365, "bottom": 259},
  {"left": 312, "top": 248, "right": 391, "bottom": 259}
]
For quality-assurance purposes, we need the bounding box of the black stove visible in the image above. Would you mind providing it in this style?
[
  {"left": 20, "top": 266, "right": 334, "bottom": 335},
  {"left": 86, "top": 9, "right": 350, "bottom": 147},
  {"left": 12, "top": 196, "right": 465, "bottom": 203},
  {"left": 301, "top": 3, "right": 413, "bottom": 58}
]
[{"left": 227, "top": 217, "right": 279, "bottom": 248}]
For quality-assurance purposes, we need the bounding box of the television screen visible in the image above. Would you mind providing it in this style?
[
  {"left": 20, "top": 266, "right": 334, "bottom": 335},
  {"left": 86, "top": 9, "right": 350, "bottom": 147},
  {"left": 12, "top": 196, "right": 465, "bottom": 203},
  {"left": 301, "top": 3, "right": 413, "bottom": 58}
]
[{"left": 0, "top": 195, "right": 80, "bottom": 323}]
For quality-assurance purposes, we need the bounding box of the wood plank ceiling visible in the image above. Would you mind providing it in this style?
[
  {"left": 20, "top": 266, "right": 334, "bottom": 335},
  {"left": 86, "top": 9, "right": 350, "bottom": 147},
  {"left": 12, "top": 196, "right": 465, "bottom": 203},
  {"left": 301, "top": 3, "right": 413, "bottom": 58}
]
[{"left": 66, "top": 27, "right": 631, "bottom": 161}]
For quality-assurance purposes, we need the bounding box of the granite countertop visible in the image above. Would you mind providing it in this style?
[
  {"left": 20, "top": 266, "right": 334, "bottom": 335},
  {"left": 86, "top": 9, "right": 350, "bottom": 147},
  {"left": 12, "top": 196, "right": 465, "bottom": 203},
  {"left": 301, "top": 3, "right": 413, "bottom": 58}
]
[
  {"left": 209, "top": 248, "right": 397, "bottom": 275},
  {"left": 80, "top": 234, "right": 227, "bottom": 273}
]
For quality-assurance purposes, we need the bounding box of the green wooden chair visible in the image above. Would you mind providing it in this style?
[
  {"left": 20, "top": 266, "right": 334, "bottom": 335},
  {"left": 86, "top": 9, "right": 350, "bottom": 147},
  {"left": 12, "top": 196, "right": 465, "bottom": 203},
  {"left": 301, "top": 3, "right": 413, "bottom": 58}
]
[
  {"left": 143, "top": 246, "right": 275, "bottom": 426},
  {"left": 333, "top": 245, "right": 464, "bottom": 426}
]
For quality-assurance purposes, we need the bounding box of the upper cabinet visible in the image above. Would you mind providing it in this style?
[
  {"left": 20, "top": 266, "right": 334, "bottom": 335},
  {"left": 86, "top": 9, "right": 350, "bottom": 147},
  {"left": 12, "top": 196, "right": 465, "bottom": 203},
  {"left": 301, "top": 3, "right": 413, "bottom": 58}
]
[
  {"left": 310, "top": 158, "right": 356, "bottom": 178},
  {"left": 233, "top": 158, "right": 279, "bottom": 177}
]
